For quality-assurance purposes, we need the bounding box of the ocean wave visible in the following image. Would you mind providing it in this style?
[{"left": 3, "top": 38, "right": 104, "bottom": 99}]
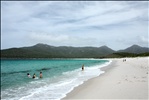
[{"left": 1, "top": 59, "right": 111, "bottom": 100}]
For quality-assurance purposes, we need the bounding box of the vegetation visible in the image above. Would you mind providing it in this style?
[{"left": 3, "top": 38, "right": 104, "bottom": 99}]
[
  {"left": 1, "top": 43, "right": 149, "bottom": 59},
  {"left": 1, "top": 44, "right": 115, "bottom": 58},
  {"left": 101, "top": 52, "right": 149, "bottom": 58}
]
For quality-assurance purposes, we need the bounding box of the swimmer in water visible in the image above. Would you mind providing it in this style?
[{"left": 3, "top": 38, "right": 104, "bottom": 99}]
[
  {"left": 82, "top": 64, "right": 84, "bottom": 71},
  {"left": 40, "top": 72, "right": 42, "bottom": 78},
  {"left": 32, "top": 73, "right": 36, "bottom": 79},
  {"left": 27, "top": 73, "right": 31, "bottom": 78}
]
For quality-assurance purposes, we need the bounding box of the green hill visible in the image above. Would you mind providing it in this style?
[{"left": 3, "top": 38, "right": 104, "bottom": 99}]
[
  {"left": 1, "top": 43, "right": 115, "bottom": 58},
  {"left": 118, "top": 45, "right": 149, "bottom": 54},
  {"left": 1, "top": 43, "right": 149, "bottom": 59}
]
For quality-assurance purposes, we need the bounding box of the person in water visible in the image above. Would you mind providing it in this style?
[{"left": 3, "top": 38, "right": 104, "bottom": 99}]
[
  {"left": 32, "top": 73, "right": 36, "bottom": 79},
  {"left": 27, "top": 73, "right": 31, "bottom": 78},
  {"left": 82, "top": 64, "right": 84, "bottom": 71},
  {"left": 40, "top": 72, "right": 42, "bottom": 78}
]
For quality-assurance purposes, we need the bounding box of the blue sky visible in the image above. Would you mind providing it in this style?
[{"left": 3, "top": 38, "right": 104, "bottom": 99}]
[{"left": 1, "top": 1, "right": 148, "bottom": 50}]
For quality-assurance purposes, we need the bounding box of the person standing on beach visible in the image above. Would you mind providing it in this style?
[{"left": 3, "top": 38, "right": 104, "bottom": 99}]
[
  {"left": 40, "top": 72, "right": 42, "bottom": 78},
  {"left": 82, "top": 64, "right": 84, "bottom": 71}
]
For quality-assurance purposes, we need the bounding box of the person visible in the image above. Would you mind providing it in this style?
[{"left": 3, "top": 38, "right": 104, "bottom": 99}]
[
  {"left": 123, "top": 59, "right": 126, "bottom": 62},
  {"left": 82, "top": 64, "right": 84, "bottom": 71},
  {"left": 32, "top": 73, "right": 36, "bottom": 79},
  {"left": 27, "top": 73, "right": 31, "bottom": 78},
  {"left": 40, "top": 72, "right": 42, "bottom": 78}
]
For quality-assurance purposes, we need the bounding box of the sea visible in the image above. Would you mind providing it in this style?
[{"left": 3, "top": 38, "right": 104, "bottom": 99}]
[{"left": 1, "top": 58, "right": 111, "bottom": 100}]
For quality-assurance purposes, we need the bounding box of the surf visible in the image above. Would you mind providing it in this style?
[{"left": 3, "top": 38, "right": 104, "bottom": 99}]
[{"left": 1, "top": 59, "right": 111, "bottom": 100}]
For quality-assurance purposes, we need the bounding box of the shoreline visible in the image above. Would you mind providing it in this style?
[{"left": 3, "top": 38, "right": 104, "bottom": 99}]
[
  {"left": 62, "top": 57, "right": 148, "bottom": 99},
  {"left": 1, "top": 59, "right": 110, "bottom": 100}
]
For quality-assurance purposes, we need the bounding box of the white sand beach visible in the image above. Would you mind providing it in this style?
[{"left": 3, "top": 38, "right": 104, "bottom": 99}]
[{"left": 62, "top": 57, "right": 148, "bottom": 99}]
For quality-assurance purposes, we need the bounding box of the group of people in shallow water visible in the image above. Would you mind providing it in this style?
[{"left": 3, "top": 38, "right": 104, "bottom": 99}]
[
  {"left": 27, "top": 65, "right": 84, "bottom": 79},
  {"left": 27, "top": 72, "right": 42, "bottom": 79}
]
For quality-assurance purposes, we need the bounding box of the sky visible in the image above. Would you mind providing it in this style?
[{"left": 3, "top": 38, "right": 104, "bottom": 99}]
[{"left": 1, "top": 1, "right": 149, "bottom": 50}]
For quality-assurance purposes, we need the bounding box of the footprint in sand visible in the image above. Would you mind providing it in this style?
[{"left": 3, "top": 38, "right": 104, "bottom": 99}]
[
  {"left": 142, "top": 76, "right": 146, "bottom": 78},
  {"left": 141, "top": 80, "right": 146, "bottom": 82},
  {"left": 117, "top": 82, "right": 121, "bottom": 84}
]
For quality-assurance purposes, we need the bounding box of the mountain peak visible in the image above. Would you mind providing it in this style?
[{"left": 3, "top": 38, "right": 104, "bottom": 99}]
[
  {"left": 35, "top": 43, "right": 48, "bottom": 46},
  {"left": 100, "top": 45, "right": 109, "bottom": 48},
  {"left": 130, "top": 44, "right": 141, "bottom": 48},
  {"left": 118, "top": 44, "right": 149, "bottom": 54},
  {"left": 34, "top": 43, "right": 53, "bottom": 48},
  {"left": 99, "top": 45, "right": 114, "bottom": 51}
]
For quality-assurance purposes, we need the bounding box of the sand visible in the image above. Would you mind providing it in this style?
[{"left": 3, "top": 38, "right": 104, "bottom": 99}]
[{"left": 62, "top": 57, "right": 148, "bottom": 100}]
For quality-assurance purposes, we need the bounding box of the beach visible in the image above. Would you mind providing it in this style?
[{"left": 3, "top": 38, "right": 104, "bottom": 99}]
[{"left": 62, "top": 57, "right": 148, "bottom": 99}]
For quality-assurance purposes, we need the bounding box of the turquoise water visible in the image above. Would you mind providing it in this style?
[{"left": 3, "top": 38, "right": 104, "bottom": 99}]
[{"left": 1, "top": 59, "right": 110, "bottom": 100}]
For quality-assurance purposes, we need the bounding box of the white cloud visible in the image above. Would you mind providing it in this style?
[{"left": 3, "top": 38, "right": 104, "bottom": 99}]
[
  {"left": 140, "top": 36, "right": 148, "bottom": 43},
  {"left": 1, "top": 1, "right": 148, "bottom": 50},
  {"left": 28, "top": 32, "right": 97, "bottom": 47},
  {"left": 29, "top": 32, "right": 69, "bottom": 42},
  {"left": 137, "top": 36, "right": 148, "bottom": 47}
]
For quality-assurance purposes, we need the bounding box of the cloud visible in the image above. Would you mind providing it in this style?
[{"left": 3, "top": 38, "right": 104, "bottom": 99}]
[
  {"left": 2, "top": 1, "right": 147, "bottom": 31},
  {"left": 137, "top": 36, "right": 148, "bottom": 47},
  {"left": 1, "top": 1, "right": 148, "bottom": 50},
  {"left": 29, "top": 32, "right": 69, "bottom": 42},
  {"left": 28, "top": 32, "right": 97, "bottom": 47}
]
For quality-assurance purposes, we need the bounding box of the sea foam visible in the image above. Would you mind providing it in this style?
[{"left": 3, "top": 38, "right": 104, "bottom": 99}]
[
  {"left": 1, "top": 59, "right": 112, "bottom": 100},
  {"left": 19, "top": 60, "right": 112, "bottom": 100}
]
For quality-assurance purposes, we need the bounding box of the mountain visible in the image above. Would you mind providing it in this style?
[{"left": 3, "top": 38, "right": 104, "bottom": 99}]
[
  {"left": 1, "top": 44, "right": 149, "bottom": 58},
  {"left": 1, "top": 43, "right": 115, "bottom": 58},
  {"left": 117, "top": 44, "right": 149, "bottom": 54}
]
